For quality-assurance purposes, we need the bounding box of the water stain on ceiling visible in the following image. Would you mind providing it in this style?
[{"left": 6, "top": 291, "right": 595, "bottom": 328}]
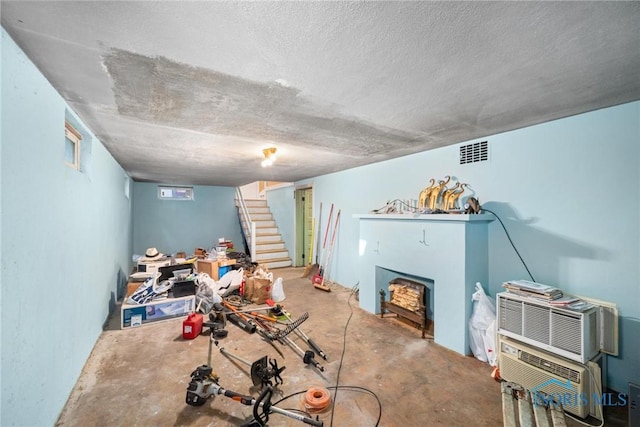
[{"left": 104, "top": 48, "right": 426, "bottom": 158}]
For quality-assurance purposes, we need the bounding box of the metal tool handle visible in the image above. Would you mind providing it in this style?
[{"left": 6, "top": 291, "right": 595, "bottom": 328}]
[
  {"left": 253, "top": 386, "right": 324, "bottom": 427},
  {"left": 207, "top": 334, "right": 214, "bottom": 366},
  {"left": 279, "top": 305, "right": 328, "bottom": 360},
  {"left": 227, "top": 313, "right": 257, "bottom": 333},
  {"left": 279, "top": 312, "right": 309, "bottom": 338},
  {"left": 283, "top": 336, "right": 325, "bottom": 372},
  {"left": 307, "top": 338, "right": 328, "bottom": 361},
  {"left": 221, "top": 388, "right": 253, "bottom": 405},
  {"left": 219, "top": 347, "right": 251, "bottom": 367},
  {"left": 209, "top": 383, "right": 324, "bottom": 426}
]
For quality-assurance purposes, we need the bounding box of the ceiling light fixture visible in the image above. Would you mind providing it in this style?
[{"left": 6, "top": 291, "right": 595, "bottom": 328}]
[{"left": 261, "top": 147, "right": 277, "bottom": 167}]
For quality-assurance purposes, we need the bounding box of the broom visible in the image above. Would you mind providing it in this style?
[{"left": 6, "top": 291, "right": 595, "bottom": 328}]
[
  {"left": 313, "top": 209, "right": 340, "bottom": 291},
  {"left": 310, "top": 203, "right": 333, "bottom": 282}
]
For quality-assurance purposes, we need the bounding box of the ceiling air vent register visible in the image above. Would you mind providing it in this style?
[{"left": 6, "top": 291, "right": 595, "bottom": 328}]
[{"left": 460, "top": 141, "right": 488, "bottom": 164}]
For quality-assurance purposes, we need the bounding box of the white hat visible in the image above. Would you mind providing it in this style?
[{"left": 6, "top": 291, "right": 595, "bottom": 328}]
[{"left": 141, "top": 247, "right": 163, "bottom": 261}]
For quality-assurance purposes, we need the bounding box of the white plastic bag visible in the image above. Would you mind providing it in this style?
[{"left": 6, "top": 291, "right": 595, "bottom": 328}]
[
  {"left": 194, "top": 273, "right": 222, "bottom": 313},
  {"left": 271, "top": 277, "right": 286, "bottom": 302},
  {"left": 484, "top": 320, "right": 497, "bottom": 366},
  {"left": 217, "top": 267, "right": 244, "bottom": 296},
  {"left": 468, "top": 282, "right": 497, "bottom": 366}
]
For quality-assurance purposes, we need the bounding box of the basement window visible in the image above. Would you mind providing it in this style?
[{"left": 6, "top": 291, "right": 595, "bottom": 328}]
[
  {"left": 158, "top": 186, "right": 194, "bottom": 201},
  {"left": 65, "top": 121, "right": 82, "bottom": 170},
  {"left": 64, "top": 110, "right": 93, "bottom": 177},
  {"left": 124, "top": 176, "right": 131, "bottom": 200}
]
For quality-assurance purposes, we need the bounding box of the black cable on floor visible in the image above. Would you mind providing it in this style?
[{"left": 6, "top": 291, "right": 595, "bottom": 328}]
[
  {"left": 481, "top": 208, "right": 536, "bottom": 282},
  {"left": 327, "top": 385, "right": 381, "bottom": 426},
  {"left": 271, "top": 385, "right": 382, "bottom": 426},
  {"left": 328, "top": 282, "right": 357, "bottom": 427},
  {"left": 270, "top": 282, "right": 383, "bottom": 426}
]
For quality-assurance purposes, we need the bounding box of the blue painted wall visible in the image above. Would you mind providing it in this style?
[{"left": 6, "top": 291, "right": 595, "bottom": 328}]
[
  {"left": 1, "top": 29, "right": 133, "bottom": 426},
  {"left": 288, "top": 102, "right": 639, "bottom": 393},
  {"left": 1, "top": 23, "right": 638, "bottom": 423},
  {"left": 132, "top": 182, "right": 243, "bottom": 257}
]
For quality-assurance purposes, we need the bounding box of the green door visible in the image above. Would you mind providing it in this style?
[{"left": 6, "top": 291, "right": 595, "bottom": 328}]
[{"left": 295, "top": 187, "right": 313, "bottom": 266}]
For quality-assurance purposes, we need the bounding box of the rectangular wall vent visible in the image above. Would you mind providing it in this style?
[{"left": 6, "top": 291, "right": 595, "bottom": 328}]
[
  {"left": 460, "top": 141, "right": 488, "bottom": 164},
  {"left": 519, "top": 350, "right": 582, "bottom": 383}
]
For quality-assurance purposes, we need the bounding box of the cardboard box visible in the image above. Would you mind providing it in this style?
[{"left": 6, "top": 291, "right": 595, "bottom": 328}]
[
  {"left": 121, "top": 294, "right": 195, "bottom": 329},
  {"left": 196, "top": 259, "right": 237, "bottom": 280},
  {"left": 219, "top": 259, "right": 236, "bottom": 267},
  {"left": 196, "top": 259, "right": 218, "bottom": 279},
  {"left": 126, "top": 281, "right": 141, "bottom": 297}
]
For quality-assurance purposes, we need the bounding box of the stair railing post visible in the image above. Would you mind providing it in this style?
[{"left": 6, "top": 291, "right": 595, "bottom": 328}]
[
  {"left": 250, "top": 221, "right": 257, "bottom": 262},
  {"left": 235, "top": 187, "right": 254, "bottom": 259}
]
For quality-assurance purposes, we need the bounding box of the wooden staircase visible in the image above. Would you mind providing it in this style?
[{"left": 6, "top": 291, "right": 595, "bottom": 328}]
[{"left": 237, "top": 198, "right": 293, "bottom": 269}]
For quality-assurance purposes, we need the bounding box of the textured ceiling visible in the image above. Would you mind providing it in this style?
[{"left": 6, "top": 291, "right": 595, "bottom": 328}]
[{"left": 2, "top": 1, "right": 639, "bottom": 186}]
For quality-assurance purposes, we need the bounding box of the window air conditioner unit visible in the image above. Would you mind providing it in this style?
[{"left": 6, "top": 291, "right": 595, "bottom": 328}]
[
  {"left": 497, "top": 292, "right": 617, "bottom": 363},
  {"left": 499, "top": 335, "right": 602, "bottom": 419}
]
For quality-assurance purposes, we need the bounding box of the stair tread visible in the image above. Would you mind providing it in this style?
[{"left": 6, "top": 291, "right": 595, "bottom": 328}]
[
  {"left": 256, "top": 249, "right": 289, "bottom": 255},
  {"left": 238, "top": 197, "right": 291, "bottom": 267},
  {"left": 258, "top": 256, "right": 292, "bottom": 262}
]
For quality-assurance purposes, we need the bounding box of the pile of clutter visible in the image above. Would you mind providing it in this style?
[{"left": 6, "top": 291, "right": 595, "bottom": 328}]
[
  {"left": 194, "top": 264, "right": 285, "bottom": 313},
  {"left": 127, "top": 247, "right": 195, "bottom": 304},
  {"left": 127, "top": 246, "right": 285, "bottom": 313}
]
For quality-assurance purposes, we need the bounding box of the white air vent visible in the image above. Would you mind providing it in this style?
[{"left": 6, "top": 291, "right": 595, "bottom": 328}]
[
  {"left": 519, "top": 349, "right": 581, "bottom": 383},
  {"left": 459, "top": 141, "right": 488, "bottom": 164}
]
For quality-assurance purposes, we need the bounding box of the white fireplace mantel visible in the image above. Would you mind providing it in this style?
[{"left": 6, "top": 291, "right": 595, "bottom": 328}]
[{"left": 354, "top": 213, "right": 494, "bottom": 355}]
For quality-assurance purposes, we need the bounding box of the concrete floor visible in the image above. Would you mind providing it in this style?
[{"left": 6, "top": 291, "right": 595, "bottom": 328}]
[{"left": 56, "top": 267, "right": 628, "bottom": 427}]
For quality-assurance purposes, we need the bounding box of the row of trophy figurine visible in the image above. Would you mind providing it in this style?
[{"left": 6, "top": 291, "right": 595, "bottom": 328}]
[{"left": 419, "top": 176, "right": 467, "bottom": 211}]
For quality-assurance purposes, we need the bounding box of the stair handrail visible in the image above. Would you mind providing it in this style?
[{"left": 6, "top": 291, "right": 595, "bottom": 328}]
[{"left": 235, "top": 187, "right": 257, "bottom": 262}]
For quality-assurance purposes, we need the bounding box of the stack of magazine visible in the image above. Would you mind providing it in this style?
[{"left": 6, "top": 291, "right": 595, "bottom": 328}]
[
  {"left": 502, "top": 280, "right": 596, "bottom": 311},
  {"left": 502, "top": 280, "right": 563, "bottom": 301}
]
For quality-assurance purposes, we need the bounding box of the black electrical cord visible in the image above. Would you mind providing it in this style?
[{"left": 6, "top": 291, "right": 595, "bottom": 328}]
[
  {"left": 271, "top": 282, "right": 382, "bottom": 426},
  {"left": 481, "top": 208, "right": 536, "bottom": 282},
  {"left": 327, "top": 385, "right": 382, "bottom": 426},
  {"left": 328, "top": 282, "right": 357, "bottom": 426},
  {"left": 271, "top": 385, "right": 382, "bottom": 427}
]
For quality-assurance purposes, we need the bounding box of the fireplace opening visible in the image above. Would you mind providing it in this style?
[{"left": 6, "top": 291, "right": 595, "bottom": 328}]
[{"left": 379, "top": 277, "right": 434, "bottom": 339}]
